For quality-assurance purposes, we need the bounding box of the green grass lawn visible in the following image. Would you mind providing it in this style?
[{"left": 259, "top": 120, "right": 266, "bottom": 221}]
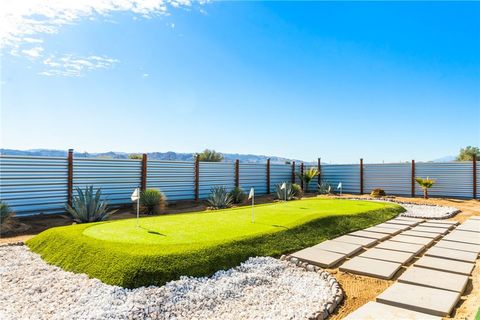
[{"left": 27, "top": 198, "right": 404, "bottom": 288}]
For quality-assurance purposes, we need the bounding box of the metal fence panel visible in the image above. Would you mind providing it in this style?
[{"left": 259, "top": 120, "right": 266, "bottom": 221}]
[
  {"left": 322, "top": 164, "right": 360, "bottom": 194},
  {"left": 147, "top": 160, "right": 195, "bottom": 201},
  {"left": 199, "top": 162, "right": 235, "bottom": 199},
  {"left": 364, "top": 163, "right": 411, "bottom": 196},
  {"left": 270, "top": 164, "right": 292, "bottom": 194},
  {"left": 415, "top": 162, "right": 473, "bottom": 198},
  {"left": 73, "top": 158, "right": 142, "bottom": 206},
  {"left": 239, "top": 163, "right": 268, "bottom": 195},
  {"left": 0, "top": 156, "right": 68, "bottom": 216}
]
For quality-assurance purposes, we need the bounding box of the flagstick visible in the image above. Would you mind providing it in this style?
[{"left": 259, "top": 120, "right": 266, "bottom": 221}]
[
  {"left": 136, "top": 196, "right": 140, "bottom": 228},
  {"left": 251, "top": 194, "right": 255, "bottom": 223}
]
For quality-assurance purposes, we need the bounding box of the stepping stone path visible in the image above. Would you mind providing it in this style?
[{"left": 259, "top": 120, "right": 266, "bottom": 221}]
[{"left": 289, "top": 216, "right": 479, "bottom": 318}]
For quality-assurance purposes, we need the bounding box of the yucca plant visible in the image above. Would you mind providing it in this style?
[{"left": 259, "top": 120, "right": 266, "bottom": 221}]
[
  {"left": 207, "top": 186, "right": 233, "bottom": 209},
  {"left": 196, "top": 149, "right": 224, "bottom": 162},
  {"left": 0, "top": 201, "right": 14, "bottom": 225},
  {"left": 229, "top": 186, "right": 246, "bottom": 204},
  {"left": 297, "top": 167, "right": 319, "bottom": 192},
  {"left": 66, "top": 186, "right": 116, "bottom": 223},
  {"left": 415, "top": 177, "right": 436, "bottom": 199},
  {"left": 140, "top": 189, "right": 167, "bottom": 214},
  {"left": 275, "top": 182, "right": 295, "bottom": 201}
]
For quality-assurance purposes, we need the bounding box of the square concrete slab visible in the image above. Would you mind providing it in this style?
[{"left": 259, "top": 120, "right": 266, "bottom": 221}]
[
  {"left": 444, "top": 232, "right": 480, "bottom": 245},
  {"left": 401, "top": 230, "right": 442, "bottom": 240},
  {"left": 425, "top": 220, "right": 458, "bottom": 226},
  {"left": 312, "top": 240, "right": 363, "bottom": 256},
  {"left": 376, "top": 283, "right": 461, "bottom": 317},
  {"left": 425, "top": 246, "right": 478, "bottom": 263},
  {"left": 414, "top": 256, "right": 475, "bottom": 275},
  {"left": 419, "top": 222, "right": 453, "bottom": 230},
  {"left": 456, "top": 224, "right": 480, "bottom": 233},
  {"left": 365, "top": 226, "right": 402, "bottom": 235},
  {"left": 376, "top": 223, "right": 410, "bottom": 231},
  {"left": 387, "top": 219, "right": 419, "bottom": 227},
  {"left": 349, "top": 230, "right": 391, "bottom": 241},
  {"left": 291, "top": 247, "right": 346, "bottom": 268},
  {"left": 389, "top": 234, "right": 435, "bottom": 246},
  {"left": 343, "top": 301, "right": 441, "bottom": 320},
  {"left": 333, "top": 235, "right": 378, "bottom": 247},
  {"left": 359, "top": 247, "right": 415, "bottom": 264},
  {"left": 398, "top": 266, "right": 469, "bottom": 293},
  {"left": 435, "top": 239, "right": 480, "bottom": 255},
  {"left": 375, "top": 240, "right": 425, "bottom": 255},
  {"left": 339, "top": 256, "right": 402, "bottom": 279},
  {"left": 411, "top": 226, "right": 448, "bottom": 235}
]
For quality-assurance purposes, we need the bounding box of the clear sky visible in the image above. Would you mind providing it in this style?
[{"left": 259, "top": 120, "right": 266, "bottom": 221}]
[{"left": 1, "top": 1, "right": 479, "bottom": 163}]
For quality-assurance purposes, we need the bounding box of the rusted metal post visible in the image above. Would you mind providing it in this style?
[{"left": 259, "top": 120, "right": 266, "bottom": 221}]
[
  {"left": 317, "top": 158, "right": 321, "bottom": 185},
  {"left": 300, "top": 162, "right": 305, "bottom": 190},
  {"left": 266, "top": 158, "right": 271, "bottom": 194},
  {"left": 360, "top": 158, "right": 364, "bottom": 195},
  {"left": 411, "top": 160, "right": 416, "bottom": 198},
  {"left": 474, "top": 157, "right": 477, "bottom": 199},
  {"left": 291, "top": 161, "right": 296, "bottom": 183},
  {"left": 194, "top": 155, "right": 200, "bottom": 201},
  {"left": 235, "top": 159, "right": 240, "bottom": 188},
  {"left": 67, "top": 149, "right": 74, "bottom": 206},
  {"left": 141, "top": 153, "right": 147, "bottom": 191}
]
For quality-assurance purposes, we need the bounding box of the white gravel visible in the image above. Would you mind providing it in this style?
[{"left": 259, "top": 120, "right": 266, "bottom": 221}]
[
  {"left": 0, "top": 245, "right": 336, "bottom": 320},
  {"left": 398, "top": 203, "right": 460, "bottom": 219}
]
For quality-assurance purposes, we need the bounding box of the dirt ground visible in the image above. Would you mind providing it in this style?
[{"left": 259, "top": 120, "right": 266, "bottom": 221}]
[{"left": 1, "top": 194, "right": 479, "bottom": 319}]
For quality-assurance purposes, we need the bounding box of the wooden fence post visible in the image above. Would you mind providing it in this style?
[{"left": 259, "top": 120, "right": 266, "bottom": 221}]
[
  {"left": 194, "top": 155, "right": 200, "bottom": 201},
  {"left": 67, "top": 149, "right": 74, "bottom": 206},
  {"left": 318, "top": 158, "right": 321, "bottom": 185},
  {"left": 360, "top": 158, "right": 364, "bottom": 195},
  {"left": 474, "top": 157, "right": 477, "bottom": 200},
  {"left": 141, "top": 153, "right": 147, "bottom": 191},
  {"left": 300, "top": 162, "right": 305, "bottom": 190},
  {"left": 235, "top": 159, "right": 240, "bottom": 188},
  {"left": 411, "top": 160, "right": 416, "bottom": 198},
  {"left": 266, "top": 158, "right": 271, "bottom": 194},
  {"left": 291, "top": 161, "right": 296, "bottom": 183}
]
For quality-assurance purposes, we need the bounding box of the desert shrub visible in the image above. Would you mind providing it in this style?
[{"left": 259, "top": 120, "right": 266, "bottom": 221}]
[
  {"left": 370, "top": 188, "right": 386, "bottom": 197},
  {"left": 66, "top": 186, "right": 117, "bottom": 223},
  {"left": 415, "top": 177, "right": 436, "bottom": 199},
  {"left": 297, "top": 167, "right": 319, "bottom": 192},
  {"left": 196, "top": 149, "right": 224, "bottom": 162},
  {"left": 275, "top": 182, "right": 295, "bottom": 201},
  {"left": 207, "top": 186, "right": 232, "bottom": 209},
  {"left": 140, "top": 189, "right": 167, "bottom": 214},
  {"left": 0, "top": 201, "right": 14, "bottom": 225},
  {"left": 229, "top": 186, "right": 246, "bottom": 204},
  {"left": 318, "top": 180, "right": 335, "bottom": 194},
  {"left": 128, "top": 154, "right": 143, "bottom": 159},
  {"left": 291, "top": 183, "right": 303, "bottom": 198}
]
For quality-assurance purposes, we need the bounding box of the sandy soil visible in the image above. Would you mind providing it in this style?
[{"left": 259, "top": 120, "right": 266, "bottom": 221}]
[{"left": 1, "top": 194, "right": 479, "bottom": 319}]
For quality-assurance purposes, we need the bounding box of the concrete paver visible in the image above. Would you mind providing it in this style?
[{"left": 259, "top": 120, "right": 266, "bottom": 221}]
[
  {"left": 364, "top": 226, "right": 402, "bottom": 235},
  {"left": 291, "top": 247, "right": 346, "bottom": 268},
  {"left": 401, "top": 230, "right": 442, "bottom": 240},
  {"left": 387, "top": 219, "right": 419, "bottom": 227},
  {"left": 332, "top": 235, "right": 378, "bottom": 247},
  {"left": 348, "top": 230, "right": 390, "bottom": 241},
  {"left": 424, "top": 246, "right": 477, "bottom": 263},
  {"left": 411, "top": 226, "right": 448, "bottom": 234},
  {"left": 343, "top": 301, "right": 441, "bottom": 320},
  {"left": 434, "top": 239, "right": 480, "bottom": 255},
  {"left": 456, "top": 224, "right": 480, "bottom": 233},
  {"left": 443, "top": 231, "right": 480, "bottom": 245},
  {"left": 339, "top": 256, "right": 402, "bottom": 279},
  {"left": 425, "top": 220, "right": 458, "bottom": 226},
  {"left": 376, "top": 223, "right": 410, "bottom": 231},
  {"left": 469, "top": 216, "right": 480, "bottom": 221},
  {"left": 398, "top": 266, "right": 469, "bottom": 293},
  {"left": 359, "top": 247, "right": 415, "bottom": 264},
  {"left": 312, "top": 240, "right": 363, "bottom": 256},
  {"left": 389, "top": 234, "right": 434, "bottom": 247},
  {"left": 414, "top": 256, "right": 475, "bottom": 275},
  {"left": 376, "top": 282, "right": 461, "bottom": 317},
  {"left": 395, "top": 217, "right": 425, "bottom": 223},
  {"left": 419, "top": 222, "right": 453, "bottom": 230},
  {"left": 375, "top": 240, "right": 425, "bottom": 255}
]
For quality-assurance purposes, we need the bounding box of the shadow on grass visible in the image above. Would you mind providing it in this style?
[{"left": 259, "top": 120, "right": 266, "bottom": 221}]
[{"left": 139, "top": 226, "right": 166, "bottom": 236}]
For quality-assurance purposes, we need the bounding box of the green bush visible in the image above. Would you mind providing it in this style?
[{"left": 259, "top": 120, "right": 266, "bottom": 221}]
[
  {"left": 415, "top": 177, "right": 436, "bottom": 199},
  {"left": 207, "top": 186, "right": 232, "bottom": 209},
  {"left": 66, "top": 186, "right": 116, "bottom": 223},
  {"left": 370, "top": 188, "right": 386, "bottom": 197},
  {"left": 0, "top": 201, "right": 14, "bottom": 225},
  {"left": 229, "top": 186, "right": 246, "bottom": 204},
  {"left": 291, "top": 183, "right": 303, "bottom": 198},
  {"left": 196, "top": 149, "right": 224, "bottom": 162},
  {"left": 297, "top": 167, "right": 319, "bottom": 192},
  {"left": 140, "top": 189, "right": 167, "bottom": 215}
]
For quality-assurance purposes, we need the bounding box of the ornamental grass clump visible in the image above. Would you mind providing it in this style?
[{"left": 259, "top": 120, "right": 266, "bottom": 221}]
[
  {"left": 415, "top": 177, "right": 436, "bottom": 199},
  {"left": 66, "top": 186, "right": 117, "bottom": 223},
  {"left": 370, "top": 188, "right": 386, "bottom": 198},
  {"left": 229, "top": 186, "right": 246, "bottom": 204},
  {"left": 0, "top": 201, "right": 14, "bottom": 226},
  {"left": 140, "top": 189, "right": 167, "bottom": 215},
  {"left": 207, "top": 186, "right": 233, "bottom": 209}
]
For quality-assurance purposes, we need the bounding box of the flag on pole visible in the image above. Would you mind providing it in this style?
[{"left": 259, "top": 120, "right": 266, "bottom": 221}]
[
  {"left": 280, "top": 182, "right": 286, "bottom": 190},
  {"left": 131, "top": 188, "right": 140, "bottom": 201},
  {"left": 248, "top": 187, "right": 255, "bottom": 199},
  {"left": 337, "top": 182, "right": 342, "bottom": 190}
]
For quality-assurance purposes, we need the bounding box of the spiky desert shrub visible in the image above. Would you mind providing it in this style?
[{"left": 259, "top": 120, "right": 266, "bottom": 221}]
[
  {"left": 207, "top": 186, "right": 233, "bottom": 209},
  {"left": 196, "top": 149, "right": 224, "bottom": 162},
  {"left": 0, "top": 201, "right": 14, "bottom": 225},
  {"left": 415, "top": 177, "right": 436, "bottom": 199},
  {"left": 66, "top": 186, "right": 117, "bottom": 223},
  {"left": 297, "top": 167, "right": 319, "bottom": 192},
  {"left": 275, "top": 182, "right": 295, "bottom": 201},
  {"left": 229, "top": 186, "right": 246, "bottom": 204},
  {"left": 140, "top": 189, "right": 167, "bottom": 215},
  {"left": 370, "top": 188, "right": 386, "bottom": 198},
  {"left": 291, "top": 183, "right": 303, "bottom": 198},
  {"left": 318, "top": 180, "right": 334, "bottom": 194}
]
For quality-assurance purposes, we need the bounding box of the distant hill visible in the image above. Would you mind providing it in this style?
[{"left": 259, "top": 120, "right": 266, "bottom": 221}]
[
  {"left": 0, "top": 149, "right": 303, "bottom": 164},
  {"left": 431, "top": 155, "right": 456, "bottom": 162}
]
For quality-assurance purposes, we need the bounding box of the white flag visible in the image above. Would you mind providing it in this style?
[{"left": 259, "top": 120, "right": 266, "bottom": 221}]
[
  {"left": 280, "top": 182, "right": 286, "bottom": 190},
  {"left": 131, "top": 188, "right": 140, "bottom": 201},
  {"left": 248, "top": 187, "right": 255, "bottom": 199},
  {"left": 337, "top": 182, "right": 342, "bottom": 190}
]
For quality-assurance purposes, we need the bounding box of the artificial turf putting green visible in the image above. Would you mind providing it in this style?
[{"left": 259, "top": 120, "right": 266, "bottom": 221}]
[{"left": 27, "top": 198, "right": 404, "bottom": 288}]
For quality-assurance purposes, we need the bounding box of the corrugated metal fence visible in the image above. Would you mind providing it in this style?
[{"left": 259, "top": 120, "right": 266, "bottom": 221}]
[{"left": 0, "top": 155, "right": 477, "bottom": 216}]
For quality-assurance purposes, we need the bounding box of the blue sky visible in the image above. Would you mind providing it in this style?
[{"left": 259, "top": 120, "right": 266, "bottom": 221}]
[{"left": 1, "top": 1, "right": 479, "bottom": 163}]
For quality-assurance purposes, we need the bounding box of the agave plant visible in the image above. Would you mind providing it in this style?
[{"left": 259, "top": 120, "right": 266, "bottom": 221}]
[
  {"left": 318, "top": 180, "right": 334, "bottom": 194},
  {"left": 140, "top": 189, "right": 167, "bottom": 215},
  {"left": 229, "top": 186, "right": 246, "bottom": 204},
  {"left": 297, "top": 167, "right": 319, "bottom": 192},
  {"left": 66, "top": 186, "right": 116, "bottom": 223},
  {"left": 415, "top": 177, "right": 436, "bottom": 199},
  {"left": 207, "top": 186, "right": 232, "bottom": 209},
  {"left": 275, "top": 182, "right": 295, "bottom": 201},
  {"left": 196, "top": 149, "right": 224, "bottom": 162},
  {"left": 0, "top": 201, "right": 14, "bottom": 225}
]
